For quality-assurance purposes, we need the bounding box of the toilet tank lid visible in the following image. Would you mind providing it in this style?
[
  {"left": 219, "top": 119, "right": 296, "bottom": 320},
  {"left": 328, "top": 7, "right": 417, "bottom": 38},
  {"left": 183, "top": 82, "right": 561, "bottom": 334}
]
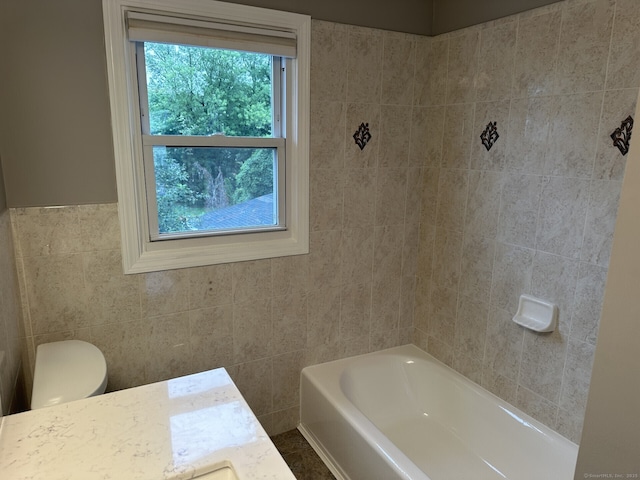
[{"left": 31, "top": 340, "right": 107, "bottom": 410}]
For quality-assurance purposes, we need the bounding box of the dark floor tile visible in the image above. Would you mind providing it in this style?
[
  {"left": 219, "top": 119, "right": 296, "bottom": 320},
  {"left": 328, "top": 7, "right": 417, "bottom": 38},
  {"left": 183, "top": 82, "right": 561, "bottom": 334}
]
[
  {"left": 271, "top": 429, "right": 336, "bottom": 480},
  {"left": 271, "top": 428, "right": 312, "bottom": 455},
  {"left": 283, "top": 451, "right": 336, "bottom": 480}
]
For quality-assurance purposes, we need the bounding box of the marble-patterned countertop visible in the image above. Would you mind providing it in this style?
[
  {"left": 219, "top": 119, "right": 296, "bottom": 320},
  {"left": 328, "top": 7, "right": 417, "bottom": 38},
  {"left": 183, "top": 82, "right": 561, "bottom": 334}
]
[{"left": 0, "top": 368, "right": 296, "bottom": 480}]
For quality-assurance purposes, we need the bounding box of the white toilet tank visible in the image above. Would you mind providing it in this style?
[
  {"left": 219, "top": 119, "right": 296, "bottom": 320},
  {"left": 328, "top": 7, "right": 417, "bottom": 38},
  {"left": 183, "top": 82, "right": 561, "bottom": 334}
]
[{"left": 31, "top": 340, "right": 108, "bottom": 410}]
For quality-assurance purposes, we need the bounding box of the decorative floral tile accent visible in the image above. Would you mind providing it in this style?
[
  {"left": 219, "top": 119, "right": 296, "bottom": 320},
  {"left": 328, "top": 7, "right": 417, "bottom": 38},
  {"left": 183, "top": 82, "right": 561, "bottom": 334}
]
[
  {"left": 611, "top": 115, "right": 633, "bottom": 156},
  {"left": 480, "top": 121, "right": 500, "bottom": 151},
  {"left": 353, "top": 122, "right": 372, "bottom": 150}
]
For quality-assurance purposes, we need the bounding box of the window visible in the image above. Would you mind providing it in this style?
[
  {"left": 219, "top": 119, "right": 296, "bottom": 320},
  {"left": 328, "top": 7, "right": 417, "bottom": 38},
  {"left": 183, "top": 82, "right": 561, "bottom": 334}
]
[
  {"left": 138, "top": 42, "right": 285, "bottom": 239},
  {"left": 102, "top": 0, "right": 310, "bottom": 273}
]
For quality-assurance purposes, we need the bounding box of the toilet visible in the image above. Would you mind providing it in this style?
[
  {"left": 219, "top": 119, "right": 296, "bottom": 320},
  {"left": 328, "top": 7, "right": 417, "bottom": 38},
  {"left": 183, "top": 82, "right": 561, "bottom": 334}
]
[{"left": 31, "top": 340, "right": 108, "bottom": 410}]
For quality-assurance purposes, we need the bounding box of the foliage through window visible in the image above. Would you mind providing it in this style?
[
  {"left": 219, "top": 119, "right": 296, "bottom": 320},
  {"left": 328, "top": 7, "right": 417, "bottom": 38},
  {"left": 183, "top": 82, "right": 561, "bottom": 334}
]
[{"left": 139, "top": 43, "right": 283, "bottom": 238}]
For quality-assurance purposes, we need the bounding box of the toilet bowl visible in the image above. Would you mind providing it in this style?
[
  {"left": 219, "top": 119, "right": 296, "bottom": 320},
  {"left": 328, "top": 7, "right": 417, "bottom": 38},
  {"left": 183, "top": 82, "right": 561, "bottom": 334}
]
[{"left": 31, "top": 340, "right": 108, "bottom": 410}]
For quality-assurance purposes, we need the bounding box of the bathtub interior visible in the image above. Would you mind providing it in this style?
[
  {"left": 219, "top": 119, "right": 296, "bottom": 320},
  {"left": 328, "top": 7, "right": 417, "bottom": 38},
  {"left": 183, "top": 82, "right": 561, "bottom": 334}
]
[
  {"left": 300, "top": 345, "right": 578, "bottom": 480},
  {"left": 300, "top": 353, "right": 429, "bottom": 480}
]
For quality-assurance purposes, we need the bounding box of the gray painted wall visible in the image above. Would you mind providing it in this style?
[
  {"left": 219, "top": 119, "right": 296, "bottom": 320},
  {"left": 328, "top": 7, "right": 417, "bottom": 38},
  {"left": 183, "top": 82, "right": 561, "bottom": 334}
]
[
  {"left": 0, "top": 0, "right": 117, "bottom": 208},
  {"left": 432, "top": 0, "right": 562, "bottom": 35},
  {"left": 223, "top": 0, "right": 563, "bottom": 35},
  {"left": 0, "top": 156, "right": 6, "bottom": 212},
  {"left": 223, "top": 0, "right": 434, "bottom": 35}
]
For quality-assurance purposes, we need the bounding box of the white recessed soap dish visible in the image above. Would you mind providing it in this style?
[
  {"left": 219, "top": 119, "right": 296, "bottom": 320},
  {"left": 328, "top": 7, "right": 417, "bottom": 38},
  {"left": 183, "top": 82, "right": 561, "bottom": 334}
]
[{"left": 512, "top": 294, "right": 558, "bottom": 332}]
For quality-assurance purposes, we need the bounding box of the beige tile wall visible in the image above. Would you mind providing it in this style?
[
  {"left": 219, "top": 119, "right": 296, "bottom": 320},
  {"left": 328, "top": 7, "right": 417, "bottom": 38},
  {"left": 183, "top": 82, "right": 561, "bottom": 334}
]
[
  {"left": 414, "top": 0, "right": 640, "bottom": 442},
  {"left": 0, "top": 208, "right": 24, "bottom": 414},
  {"left": 11, "top": 20, "right": 426, "bottom": 434},
  {"left": 9, "top": 0, "right": 639, "bottom": 442}
]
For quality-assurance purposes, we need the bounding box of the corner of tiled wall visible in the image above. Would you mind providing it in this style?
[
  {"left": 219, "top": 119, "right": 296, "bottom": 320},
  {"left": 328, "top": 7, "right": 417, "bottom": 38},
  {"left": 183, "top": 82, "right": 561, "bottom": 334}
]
[
  {"left": 0, "top": 208, "right": 26, "bottom": 414},
  {"left": 413, "top": 0, "right": 640, "bottom": 443}
]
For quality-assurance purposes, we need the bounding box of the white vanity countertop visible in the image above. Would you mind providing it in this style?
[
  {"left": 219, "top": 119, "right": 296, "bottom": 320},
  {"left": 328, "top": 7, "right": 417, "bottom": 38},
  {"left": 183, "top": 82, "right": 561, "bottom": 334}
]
[{"left": 0, "top": 368, "right": 296, "bottom": 480}]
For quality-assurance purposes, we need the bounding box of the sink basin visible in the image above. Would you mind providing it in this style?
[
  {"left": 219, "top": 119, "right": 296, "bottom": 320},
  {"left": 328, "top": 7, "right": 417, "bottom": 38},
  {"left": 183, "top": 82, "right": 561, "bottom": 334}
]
[{"left": 193, "top": 465, "right": 238, "bottom": 480}]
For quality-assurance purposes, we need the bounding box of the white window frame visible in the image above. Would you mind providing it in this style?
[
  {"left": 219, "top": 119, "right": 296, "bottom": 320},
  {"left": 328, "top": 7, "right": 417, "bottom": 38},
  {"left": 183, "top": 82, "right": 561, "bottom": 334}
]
[{"left": 102, "top": 0, "right": 310, "bottom": 274}]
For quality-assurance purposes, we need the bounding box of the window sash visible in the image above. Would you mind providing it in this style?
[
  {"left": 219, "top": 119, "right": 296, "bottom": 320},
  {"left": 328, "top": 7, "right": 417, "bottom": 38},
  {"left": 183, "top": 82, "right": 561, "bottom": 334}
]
[
  {"left": 143, "top": 140, "right": 286, "bottom": 241},
  {"left": 135, "top": 42, "right": 284, "bottom": 139},
  {"left": 134, "top": 38, "right": 288, "bottom": 241},
  {"left": 141, "top": 135, "right": 286, "bottom": 148}
]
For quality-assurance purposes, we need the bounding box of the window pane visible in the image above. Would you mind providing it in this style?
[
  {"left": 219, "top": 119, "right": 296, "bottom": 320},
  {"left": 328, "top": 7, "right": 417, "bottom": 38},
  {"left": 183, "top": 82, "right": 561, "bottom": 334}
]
[
  {"left": 143, "top": 43, "right": 274, "bottom": 137},
  {"left": 153, "top": 146, "right": 278, "bottom": 235}
]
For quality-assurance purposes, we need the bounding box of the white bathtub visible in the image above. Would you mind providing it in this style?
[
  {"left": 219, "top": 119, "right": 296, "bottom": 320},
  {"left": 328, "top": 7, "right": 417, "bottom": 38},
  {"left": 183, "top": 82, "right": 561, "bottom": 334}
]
[{"left": 299, "top": 344, "right": 578, "bottom": 480}]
